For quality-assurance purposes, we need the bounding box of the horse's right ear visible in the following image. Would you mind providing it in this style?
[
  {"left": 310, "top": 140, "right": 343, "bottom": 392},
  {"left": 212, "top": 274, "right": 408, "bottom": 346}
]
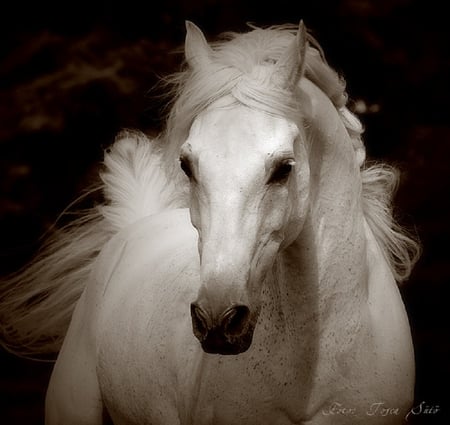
[{"left": 185, "top": 21, "right": 213, "bottom": 69}]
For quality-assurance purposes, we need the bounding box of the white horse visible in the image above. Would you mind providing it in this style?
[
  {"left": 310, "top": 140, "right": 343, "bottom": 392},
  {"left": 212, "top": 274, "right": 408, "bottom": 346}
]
[{"left": 0, "top": 21, "right": 420, "bottom": 424}]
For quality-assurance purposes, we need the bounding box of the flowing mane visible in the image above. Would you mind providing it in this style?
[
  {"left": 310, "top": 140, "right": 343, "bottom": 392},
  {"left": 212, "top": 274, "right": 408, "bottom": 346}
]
[{"left": 0, "top": 24, "right": 419, "bottom": 358}]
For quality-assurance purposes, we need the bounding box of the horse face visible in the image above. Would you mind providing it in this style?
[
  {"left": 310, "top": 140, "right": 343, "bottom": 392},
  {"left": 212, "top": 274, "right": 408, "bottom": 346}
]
[{"left": 180, "top": 100, "right": 310, "bottom": 354}]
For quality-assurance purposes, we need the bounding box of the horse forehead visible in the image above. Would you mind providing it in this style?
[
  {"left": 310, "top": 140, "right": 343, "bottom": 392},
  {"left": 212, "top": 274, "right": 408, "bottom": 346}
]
[{"left": 189, "top": 105, "right": 298, "bottom": 155}]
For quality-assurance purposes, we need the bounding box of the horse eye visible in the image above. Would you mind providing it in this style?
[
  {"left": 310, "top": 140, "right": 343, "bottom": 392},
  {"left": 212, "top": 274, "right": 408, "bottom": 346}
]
[
  {"left": 267, "top": 160, "right": 295, "bottom": 184},
  {"left": 179, "top": 156, "right": 194, "bottom": 180}
]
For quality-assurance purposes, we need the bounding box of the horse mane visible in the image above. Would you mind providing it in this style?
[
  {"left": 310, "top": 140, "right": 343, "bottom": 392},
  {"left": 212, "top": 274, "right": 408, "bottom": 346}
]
[
  {"left": 0, "top": 208, "right": 108, "bottom": 357},
  {"left": 360, "top": 165, "right": 421, "bottom": 282},
  {"left": 0, "top": 131, "right": 183, "bottom": 358},
  {"left": 0, "top": 25, "right": 419, "bottom": 357}
]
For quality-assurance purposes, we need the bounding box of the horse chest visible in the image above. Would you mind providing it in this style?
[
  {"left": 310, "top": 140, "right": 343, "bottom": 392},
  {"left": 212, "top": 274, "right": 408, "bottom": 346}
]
[
  {"left": 96, "top": 301, "right": 311, "bottom": 425},
  {"left": 177, "top": 349, "right": 310, "bottom": 424}
]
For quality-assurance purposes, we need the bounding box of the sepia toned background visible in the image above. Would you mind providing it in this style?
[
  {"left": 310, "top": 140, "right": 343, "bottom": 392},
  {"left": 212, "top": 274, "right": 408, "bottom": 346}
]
[{"left": 1, "top": 0, "right": 449, "bottom": 423}]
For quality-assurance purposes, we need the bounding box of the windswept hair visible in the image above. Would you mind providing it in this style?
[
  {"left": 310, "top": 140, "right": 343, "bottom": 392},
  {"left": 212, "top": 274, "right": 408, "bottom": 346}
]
[
  {"left": 0, "top": 131, "right": 182, "bottom": 358},
  {"left": 360, "top": 164, "right": 421, "bottom": 282},
  {"left": 0, "top": 208, "right": 109, "bottom": 357}
]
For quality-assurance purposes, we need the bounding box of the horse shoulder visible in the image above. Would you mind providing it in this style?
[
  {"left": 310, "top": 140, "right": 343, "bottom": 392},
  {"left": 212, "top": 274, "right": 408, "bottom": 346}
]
[
  {"left": 45, "top": 288, "right": 104, "bottom": 424},
  {"left": 93, "top": 210, "right": 199, "bottom": 424},
  {"left": 307, "top": 225, "right": 414, "bottom": 424},
  {"left": 45, "top": 224, "right": 132, "bottom": 424},
  {"left": 364, "top": 223, "right": 415, "bottom": 412}
]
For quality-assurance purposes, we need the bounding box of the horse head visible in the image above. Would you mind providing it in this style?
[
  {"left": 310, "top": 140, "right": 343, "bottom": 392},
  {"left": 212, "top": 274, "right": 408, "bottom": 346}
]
[{"left": 181, "top": 21, "right": 311, "bottom": 354}]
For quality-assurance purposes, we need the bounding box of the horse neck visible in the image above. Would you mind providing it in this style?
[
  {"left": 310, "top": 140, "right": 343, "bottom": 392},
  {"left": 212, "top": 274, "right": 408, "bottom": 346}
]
[{"left": 269, "top": 99, "right": 369, "bottom": 334}]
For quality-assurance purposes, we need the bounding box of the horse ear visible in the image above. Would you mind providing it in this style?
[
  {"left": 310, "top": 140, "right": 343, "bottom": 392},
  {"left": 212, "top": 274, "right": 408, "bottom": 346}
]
[
  {"left": 185, "top": 21, "right": 213, "bottom": 69},
  {"left": 273, "top": 20, "right": 308, "bottom": 90}
]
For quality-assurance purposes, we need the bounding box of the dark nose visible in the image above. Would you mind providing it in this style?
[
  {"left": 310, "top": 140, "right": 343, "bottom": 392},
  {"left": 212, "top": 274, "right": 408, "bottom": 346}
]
[{"left": 190, "top": 303, "right": 254, "bottom": 355}]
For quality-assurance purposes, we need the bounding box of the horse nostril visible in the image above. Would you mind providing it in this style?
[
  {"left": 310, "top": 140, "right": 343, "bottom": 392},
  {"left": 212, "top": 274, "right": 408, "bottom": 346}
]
[
  {"left": 190, "top": 303, "right": 255, "bottom": 354},
  {"left": 221, "top": 305, "right": 251, "bottom": 337},
  {"left": 190, "top": 303, "right": 210, "bottom": 341}
]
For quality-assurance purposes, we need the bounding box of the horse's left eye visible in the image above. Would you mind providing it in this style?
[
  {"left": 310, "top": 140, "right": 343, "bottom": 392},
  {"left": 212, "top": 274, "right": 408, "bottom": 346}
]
[{"left": 267, "top": 160, "right": 295, "bottom": 184}]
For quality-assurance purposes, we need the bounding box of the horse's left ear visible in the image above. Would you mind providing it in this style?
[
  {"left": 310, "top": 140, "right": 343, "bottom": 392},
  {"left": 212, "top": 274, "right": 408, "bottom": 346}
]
[
  {"left": 272, "top": 20, "right": 308, "bottom": 91},
  {"left": 185, "top": 21, "right": 213, "bottom": 69}
]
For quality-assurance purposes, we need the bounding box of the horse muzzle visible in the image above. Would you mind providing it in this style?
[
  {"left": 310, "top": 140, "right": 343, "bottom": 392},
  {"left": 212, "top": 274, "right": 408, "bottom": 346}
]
[{"left": 190, "top": 303, "right": 256, "bottom": 355}]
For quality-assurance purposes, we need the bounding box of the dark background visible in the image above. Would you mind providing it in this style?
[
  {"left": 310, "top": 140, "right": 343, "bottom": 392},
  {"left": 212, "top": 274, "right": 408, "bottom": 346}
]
[{"left": 1, "top": 0, "right": 449, "bottom": 423}]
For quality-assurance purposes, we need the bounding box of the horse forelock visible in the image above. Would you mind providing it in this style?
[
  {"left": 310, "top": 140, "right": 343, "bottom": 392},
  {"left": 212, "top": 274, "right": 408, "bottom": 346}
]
[{"left": 161, "top": 25, "right": 356, "bottom": 165}]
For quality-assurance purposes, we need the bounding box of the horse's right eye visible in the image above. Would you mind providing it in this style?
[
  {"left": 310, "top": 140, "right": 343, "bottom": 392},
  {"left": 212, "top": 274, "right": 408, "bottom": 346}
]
[{"left": 180, "top": 156, "right": 194, "bottom": 180}]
